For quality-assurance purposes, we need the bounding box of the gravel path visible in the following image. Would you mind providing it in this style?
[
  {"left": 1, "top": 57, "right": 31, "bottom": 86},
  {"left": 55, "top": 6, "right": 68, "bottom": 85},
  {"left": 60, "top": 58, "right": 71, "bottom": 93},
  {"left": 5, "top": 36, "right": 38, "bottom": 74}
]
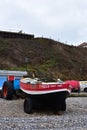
[{"left": 0, "top": 97, "right": 87, "bottom": 130}]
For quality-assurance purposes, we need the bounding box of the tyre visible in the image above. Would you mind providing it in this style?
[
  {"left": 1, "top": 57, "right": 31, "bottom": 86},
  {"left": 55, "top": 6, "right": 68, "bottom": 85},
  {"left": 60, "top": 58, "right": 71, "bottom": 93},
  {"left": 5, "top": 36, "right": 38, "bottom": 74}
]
[
  {"left": 61, "top": 101, "right": 66, "bottom": 111},
  {"left": 84, "top": 88, "right": 87, "bottom": 92},
  {"left": 2, "top": 81, "right": 14, "bottom": 100},
  {"left": 24, "top": 97, "right": 32, "bottom": 114}
]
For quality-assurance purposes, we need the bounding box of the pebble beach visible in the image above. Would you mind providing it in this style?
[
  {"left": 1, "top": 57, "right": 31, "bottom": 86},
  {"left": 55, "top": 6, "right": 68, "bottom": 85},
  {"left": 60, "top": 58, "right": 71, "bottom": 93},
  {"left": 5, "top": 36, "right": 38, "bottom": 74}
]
[{"left": 0, "top": 97, "right": 87, "bottom": 130}]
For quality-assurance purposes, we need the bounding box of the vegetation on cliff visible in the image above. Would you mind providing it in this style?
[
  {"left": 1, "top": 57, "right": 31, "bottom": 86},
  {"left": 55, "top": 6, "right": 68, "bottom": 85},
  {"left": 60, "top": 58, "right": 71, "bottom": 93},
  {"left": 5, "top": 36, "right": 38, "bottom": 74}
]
[{"left": 0, "top": 37, "right": 87, "bottom": 81}]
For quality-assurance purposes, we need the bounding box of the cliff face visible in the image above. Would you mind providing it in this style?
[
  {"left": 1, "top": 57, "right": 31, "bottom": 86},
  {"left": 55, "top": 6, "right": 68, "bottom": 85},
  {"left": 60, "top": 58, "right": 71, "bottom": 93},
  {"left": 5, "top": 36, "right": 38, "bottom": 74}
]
[{"left": 0, "top": 37, "right": 87, "bottom": 81}]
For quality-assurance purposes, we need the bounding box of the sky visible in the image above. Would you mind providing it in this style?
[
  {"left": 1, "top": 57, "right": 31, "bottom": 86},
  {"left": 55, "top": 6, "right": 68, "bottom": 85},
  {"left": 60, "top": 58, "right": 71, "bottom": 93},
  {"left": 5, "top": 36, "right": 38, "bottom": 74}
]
[{"left": 0, "top": 0, "right": 87, "bottom": 45}]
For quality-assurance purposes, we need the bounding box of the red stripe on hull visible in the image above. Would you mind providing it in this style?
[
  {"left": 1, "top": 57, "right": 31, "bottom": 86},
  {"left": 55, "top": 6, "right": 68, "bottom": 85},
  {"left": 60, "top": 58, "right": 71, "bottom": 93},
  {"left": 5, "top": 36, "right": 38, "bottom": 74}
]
[{"left": 20, "top": 81, "right": 70, "bottom": 92}]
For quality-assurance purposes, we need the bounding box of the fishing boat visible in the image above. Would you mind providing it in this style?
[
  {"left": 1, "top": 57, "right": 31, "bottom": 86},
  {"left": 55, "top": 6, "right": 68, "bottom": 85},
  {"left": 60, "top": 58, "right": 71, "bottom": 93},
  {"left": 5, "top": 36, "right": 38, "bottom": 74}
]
[{"left": 20, "top": 78, "right": 71, "bottom": 114}]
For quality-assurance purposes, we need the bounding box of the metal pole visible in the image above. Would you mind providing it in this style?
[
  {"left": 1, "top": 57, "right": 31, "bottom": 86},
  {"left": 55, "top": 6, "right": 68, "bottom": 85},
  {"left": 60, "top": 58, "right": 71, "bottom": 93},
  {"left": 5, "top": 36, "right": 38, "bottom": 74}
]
[{"left": 25, "top": 57, "right": 29, "bottom": 71}]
